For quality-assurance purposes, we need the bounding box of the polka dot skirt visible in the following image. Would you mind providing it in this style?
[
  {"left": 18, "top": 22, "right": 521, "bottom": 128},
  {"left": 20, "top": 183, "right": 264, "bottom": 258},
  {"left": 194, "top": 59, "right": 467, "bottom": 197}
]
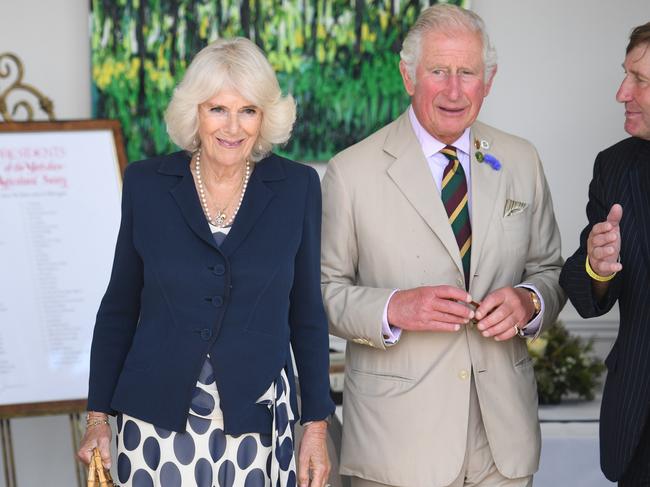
[{"left": 115, "top": 358, "right": 296, "bottom": 487}]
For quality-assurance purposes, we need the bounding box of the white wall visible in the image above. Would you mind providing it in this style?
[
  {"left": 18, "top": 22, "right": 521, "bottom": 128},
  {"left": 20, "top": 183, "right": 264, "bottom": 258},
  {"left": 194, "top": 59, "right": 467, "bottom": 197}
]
[
  {"left": 1, "top": 0, "right": 648, "bottom": 485},
  {"left": 0, "top": 0, "right": 91, "bottom": 121},
  {"left": 473, "top": 0, "right": 644, "bottom": 260},
  {"left": 472, "top": 0, "right": 648, "bottom": 354}
]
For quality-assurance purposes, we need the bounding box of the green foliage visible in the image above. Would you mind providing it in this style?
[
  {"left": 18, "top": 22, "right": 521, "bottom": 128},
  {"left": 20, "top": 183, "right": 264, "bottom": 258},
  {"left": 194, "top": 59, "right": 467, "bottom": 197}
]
[
  {"left": 91, "top": 0, "right": 469, "bottom": 162},
  {"left": 279, "top": 49, "right": 409, "bottom": 160},
  {"left": 527, "top": 322, "right": 606, "bottom": 404}
]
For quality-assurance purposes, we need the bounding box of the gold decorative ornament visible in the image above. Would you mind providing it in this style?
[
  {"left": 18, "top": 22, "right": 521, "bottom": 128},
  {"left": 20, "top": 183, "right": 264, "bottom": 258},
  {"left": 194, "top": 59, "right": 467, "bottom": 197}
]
[
  {"left": 0, "top": 52, "right": 55, "bottom": 122},
  {"left": 529, "top": 290, "right": 542, "bottom": 316},
  {"left": 194, "top": 147, "right": 250, "bottom": 228}
]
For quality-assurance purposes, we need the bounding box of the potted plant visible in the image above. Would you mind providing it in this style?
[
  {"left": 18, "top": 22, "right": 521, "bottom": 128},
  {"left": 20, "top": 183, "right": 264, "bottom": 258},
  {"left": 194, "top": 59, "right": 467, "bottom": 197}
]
[{"left": 527, "top": 322, "right": 606, "bottom": 404}]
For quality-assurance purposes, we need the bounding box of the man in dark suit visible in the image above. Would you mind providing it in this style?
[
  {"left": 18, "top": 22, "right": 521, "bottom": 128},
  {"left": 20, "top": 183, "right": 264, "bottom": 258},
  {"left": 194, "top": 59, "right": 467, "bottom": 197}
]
[{"left": 560, "top": 22, "right": 650, "bottom": 486}]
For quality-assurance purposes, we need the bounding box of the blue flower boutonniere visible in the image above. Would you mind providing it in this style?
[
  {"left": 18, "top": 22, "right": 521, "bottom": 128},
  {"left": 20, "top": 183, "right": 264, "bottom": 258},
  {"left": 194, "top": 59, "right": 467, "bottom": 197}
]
[
  {"left": 474, "top": 138, "right": 501, "bottom": 171},
  {"left": 476, "top": 152, "right": 501, "bottom": 171}
]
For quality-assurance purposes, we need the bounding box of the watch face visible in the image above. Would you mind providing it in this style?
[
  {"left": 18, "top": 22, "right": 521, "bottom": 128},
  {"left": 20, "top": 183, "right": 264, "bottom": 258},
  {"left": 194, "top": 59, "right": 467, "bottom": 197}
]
[{"left": 530, "top": 292, "right": 541, "bottom": 313}]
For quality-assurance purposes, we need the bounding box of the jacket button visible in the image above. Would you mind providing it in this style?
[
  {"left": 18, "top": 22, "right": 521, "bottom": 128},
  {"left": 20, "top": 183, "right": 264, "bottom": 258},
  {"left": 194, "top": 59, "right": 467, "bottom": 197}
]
[
  {"left": 458, "top": 370, "right": 469, "bottom": 380},
  {"left": 200, "top": 328, "right": 212, "bottom": 341},
  {"left": 213, "top": 264, "right": 225, "bottom": 276},
  {"left": 211, "top": 296, "right": 223, "bottom": 307}
]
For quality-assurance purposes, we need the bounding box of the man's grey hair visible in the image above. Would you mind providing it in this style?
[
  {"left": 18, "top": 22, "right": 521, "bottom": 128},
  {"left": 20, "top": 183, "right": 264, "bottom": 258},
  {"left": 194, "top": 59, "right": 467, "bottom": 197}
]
[{"left": 400, "top": 4, "right": 497, "bottom": 83}]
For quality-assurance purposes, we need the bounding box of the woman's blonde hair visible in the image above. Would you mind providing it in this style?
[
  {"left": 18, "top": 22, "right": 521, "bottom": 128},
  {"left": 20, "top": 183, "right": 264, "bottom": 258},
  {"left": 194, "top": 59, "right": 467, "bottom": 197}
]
[{"left": 165, "top": 37, "right": 296, "bottom": 161}]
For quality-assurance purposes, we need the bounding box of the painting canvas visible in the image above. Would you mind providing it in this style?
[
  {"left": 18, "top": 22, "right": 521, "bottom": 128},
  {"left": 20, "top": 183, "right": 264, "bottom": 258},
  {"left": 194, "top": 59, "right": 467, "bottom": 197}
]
[{"left": 91, "top": 0, "right": 470, "bottom": 162}]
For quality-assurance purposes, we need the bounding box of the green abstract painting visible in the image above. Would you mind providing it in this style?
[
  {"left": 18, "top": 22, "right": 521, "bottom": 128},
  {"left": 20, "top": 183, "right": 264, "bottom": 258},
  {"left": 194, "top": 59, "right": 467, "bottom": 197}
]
[{"left": 91, "top": 0, "right": 470, "bottom": 162}]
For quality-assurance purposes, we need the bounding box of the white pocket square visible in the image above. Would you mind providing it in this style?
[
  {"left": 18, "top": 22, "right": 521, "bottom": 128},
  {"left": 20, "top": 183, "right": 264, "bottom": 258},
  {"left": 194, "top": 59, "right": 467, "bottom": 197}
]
[{"left": 503, "top": 199, "right": 528, "bottom": 217}]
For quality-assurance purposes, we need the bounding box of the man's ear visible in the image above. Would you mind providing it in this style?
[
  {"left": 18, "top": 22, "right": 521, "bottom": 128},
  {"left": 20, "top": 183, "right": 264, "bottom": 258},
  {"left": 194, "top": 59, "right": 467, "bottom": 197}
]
[
  {"left": 399, "top": 60, "right": 416, "bottom": 96},
  {"left": 483, "top": 65, "right": 497, "bottom": 97}
]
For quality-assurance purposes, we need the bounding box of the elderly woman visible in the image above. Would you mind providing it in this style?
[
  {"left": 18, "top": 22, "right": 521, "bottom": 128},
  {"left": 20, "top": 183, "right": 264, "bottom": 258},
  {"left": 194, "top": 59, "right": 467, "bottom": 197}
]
[{"left": 77, "top": 37, "right": 335, "bottom": 487}]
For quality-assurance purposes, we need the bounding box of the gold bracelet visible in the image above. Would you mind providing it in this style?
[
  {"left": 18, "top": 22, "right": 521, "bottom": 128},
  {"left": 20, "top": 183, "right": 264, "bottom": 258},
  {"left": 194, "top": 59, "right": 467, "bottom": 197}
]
[
  {"left": 86, "top": 413, "right": 109, "bottom": 427},
  {"left": 585, "top": 256, "right": 617, "bottom": 282},
  {"left": 86, "top": 419, "right": 110, "bottom": 428},
  {"left": 86, "top": 413, "right": 107, "bottom": 421}
]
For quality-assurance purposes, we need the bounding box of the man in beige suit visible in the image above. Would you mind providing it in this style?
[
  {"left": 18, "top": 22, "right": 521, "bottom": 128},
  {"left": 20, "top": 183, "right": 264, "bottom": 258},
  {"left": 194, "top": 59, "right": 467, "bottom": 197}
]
[{"left": 321, "top": 4, "right": 565, "bottom": 487}]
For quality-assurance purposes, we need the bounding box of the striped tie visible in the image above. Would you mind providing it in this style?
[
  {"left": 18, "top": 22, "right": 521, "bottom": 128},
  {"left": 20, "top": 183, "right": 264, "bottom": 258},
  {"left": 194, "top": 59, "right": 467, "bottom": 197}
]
[{"left": 440, "top": 145, "right": 472, "bottom": 289}]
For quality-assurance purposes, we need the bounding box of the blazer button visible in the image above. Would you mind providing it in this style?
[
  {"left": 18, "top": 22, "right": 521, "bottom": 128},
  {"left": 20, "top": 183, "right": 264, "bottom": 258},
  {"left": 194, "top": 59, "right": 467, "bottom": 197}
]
[
  {"left": 211, "top": 296, "right": 223, "bottom": 307},
  {"left": 212, "top": 264, "right": 225, "bottom": 276},
  {"left": 458, "top": 370, "right": 469, "bottom": 380},
  {"left": 200, "top": 328, "right": 212, "bottom": 341}
]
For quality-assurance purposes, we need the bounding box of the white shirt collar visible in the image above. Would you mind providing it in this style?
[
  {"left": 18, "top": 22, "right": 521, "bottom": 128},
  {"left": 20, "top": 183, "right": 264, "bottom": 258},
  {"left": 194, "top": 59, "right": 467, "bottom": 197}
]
[{"left": 407, "top": 105, "right": 471, "bottom": 158}]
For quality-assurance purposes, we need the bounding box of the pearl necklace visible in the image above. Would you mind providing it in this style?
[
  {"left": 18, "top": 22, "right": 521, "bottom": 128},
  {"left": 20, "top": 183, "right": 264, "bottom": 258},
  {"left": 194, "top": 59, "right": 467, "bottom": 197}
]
[{"left": 194, "top": 148, "right": 250, "bottom": 228}]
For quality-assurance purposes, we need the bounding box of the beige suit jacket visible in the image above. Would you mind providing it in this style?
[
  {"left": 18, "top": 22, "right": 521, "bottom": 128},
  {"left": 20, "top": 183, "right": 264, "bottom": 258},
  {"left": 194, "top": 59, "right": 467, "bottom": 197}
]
[{"left": 321, "top": 111, "right": 566, "bottom": 487}]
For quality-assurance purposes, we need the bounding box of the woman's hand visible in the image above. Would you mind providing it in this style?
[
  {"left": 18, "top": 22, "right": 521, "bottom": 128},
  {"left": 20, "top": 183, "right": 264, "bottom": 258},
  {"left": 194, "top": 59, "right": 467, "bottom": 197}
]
[
  {"left": 297, "top": 420, "right": 330, "bottom": 487},
  {"left": 77, "top": 412, "right": 112, "bottom": 469}
]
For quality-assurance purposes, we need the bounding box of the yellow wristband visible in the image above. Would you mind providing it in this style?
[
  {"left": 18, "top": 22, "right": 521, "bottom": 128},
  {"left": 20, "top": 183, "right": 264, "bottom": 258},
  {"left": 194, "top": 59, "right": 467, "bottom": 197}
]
[{"left": 585, "top": 256, "right": 617, "bottom": 282}]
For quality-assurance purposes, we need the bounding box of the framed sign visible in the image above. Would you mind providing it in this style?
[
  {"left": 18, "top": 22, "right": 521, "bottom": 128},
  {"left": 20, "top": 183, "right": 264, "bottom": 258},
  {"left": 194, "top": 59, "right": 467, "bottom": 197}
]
[{"left": 0, "top": 120, "right": 127, "bottom": 417}]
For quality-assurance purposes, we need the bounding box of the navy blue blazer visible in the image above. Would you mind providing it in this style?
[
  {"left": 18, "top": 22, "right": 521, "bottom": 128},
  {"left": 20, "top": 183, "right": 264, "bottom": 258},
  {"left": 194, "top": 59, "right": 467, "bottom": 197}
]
[
  {"left": 560, "top": 137, "right": 650, "bottom": 481},
  {"left": 87, "top": 151, "right": 335, "bottom": 434}
]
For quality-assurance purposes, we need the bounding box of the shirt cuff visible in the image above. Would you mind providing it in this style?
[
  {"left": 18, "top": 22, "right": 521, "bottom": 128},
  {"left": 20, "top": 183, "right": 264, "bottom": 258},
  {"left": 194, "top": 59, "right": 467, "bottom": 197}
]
[
  {"left": 382, "top": 289, "right": 402, "bottom": 345},
  {"left": 515, "top": 283, "right": 544, "bottom": 338}
]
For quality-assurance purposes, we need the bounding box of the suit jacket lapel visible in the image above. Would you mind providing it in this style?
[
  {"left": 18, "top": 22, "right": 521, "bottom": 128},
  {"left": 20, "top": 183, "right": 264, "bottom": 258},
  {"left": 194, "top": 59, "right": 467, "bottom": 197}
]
[
  {"left": 626, "top": 140, "right": 650, "bottom": 271},
  {"left": 468, "top": 124, "right": 503, "bottom": 288},
  {"left": 385, "top": 112, "right": 464, "bottom": 276},
  {"left": 163, "top": 153, "right": 221, "bottom": 251},
  {"left": 163, "top": 152, "right": 281, "bottom": 256},
  {"left": 219, "top": 156, "right": 281, "bottom": 256}
]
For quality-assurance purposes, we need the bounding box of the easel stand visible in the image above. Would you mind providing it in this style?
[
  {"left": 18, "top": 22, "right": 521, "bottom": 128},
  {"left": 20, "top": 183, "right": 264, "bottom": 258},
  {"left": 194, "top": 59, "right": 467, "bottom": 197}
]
[
  {"left": 0, "top": 419, "right": 17, "bottom": 487},
  {"left": 0, "top": 400, "right": 87, "bottom": 487},
  {"left": 70, "top": 412, "right": 87, "bottom": 487}
]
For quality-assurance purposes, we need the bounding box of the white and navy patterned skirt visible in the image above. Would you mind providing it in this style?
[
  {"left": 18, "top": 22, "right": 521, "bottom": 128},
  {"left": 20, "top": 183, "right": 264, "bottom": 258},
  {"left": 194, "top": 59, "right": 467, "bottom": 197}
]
[{"left": 115, "top": 359, "right": 295, "bottom": 487}]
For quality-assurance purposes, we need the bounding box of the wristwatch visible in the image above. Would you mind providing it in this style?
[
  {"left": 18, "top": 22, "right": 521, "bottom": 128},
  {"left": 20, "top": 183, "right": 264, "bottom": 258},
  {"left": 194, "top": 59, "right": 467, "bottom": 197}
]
[
  {"left": 516, "top": 290, "right": 542, "bottom": 337},
  {"left": 529, "top": 290, "right": 541, "bottom": 318}
]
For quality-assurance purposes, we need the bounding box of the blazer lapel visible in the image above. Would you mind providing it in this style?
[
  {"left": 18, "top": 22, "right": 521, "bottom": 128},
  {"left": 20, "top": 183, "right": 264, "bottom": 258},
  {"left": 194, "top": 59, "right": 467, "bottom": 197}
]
[
  {"left": 219, "top": 156, "right": 281, "bottom": 257},
  {"left": 626, "top": 140, "right": 650, "bottom": 271},
  {"left": 386, "top": 112, "right": 464, "bottom": 276},
  {"left": 468, "top": 124, "right": 504, "bottom": 288},
  {"left": 164, "top": 153, "right": 221, "bottom": 251}
]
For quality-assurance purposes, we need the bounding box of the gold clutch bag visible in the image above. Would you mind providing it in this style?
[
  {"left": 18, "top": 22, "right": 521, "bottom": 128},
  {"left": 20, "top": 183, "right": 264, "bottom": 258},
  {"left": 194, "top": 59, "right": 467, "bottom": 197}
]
[{"left": 87, "top": 448, "right": 115, "bottom": 487}]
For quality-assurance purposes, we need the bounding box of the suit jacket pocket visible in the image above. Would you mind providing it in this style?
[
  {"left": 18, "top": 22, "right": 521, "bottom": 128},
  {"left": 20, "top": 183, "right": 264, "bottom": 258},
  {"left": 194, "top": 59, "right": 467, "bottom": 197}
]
[
  {"left": 346, "top": 368, "right": 416, "bottom": 397},
  {"left": 502, "top": 205, "right": 529, "bottom": 226},
  {"left": 501, "top": 200, "right": 532, "bottom": 275},
  {"left": 502, "top": 208, "right": 530, "bottom": 237},
  {"left": 512, "top": 339, "right": 533, "bottom": 370},
  {"left": 514, "top": 355, "right": 534, "bottom": 370}
]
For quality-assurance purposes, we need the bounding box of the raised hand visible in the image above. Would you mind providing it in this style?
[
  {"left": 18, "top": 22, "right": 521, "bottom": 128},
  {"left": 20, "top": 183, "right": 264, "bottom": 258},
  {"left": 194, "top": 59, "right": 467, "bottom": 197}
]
[{"left": 587, "top": 204, "right": 623, "bottom": 277}]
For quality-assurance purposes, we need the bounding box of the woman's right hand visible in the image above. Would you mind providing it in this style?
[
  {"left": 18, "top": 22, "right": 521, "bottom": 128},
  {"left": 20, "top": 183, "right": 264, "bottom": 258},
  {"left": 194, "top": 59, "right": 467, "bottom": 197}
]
[{"left": 77, "top": 412, "right": 112, "bottom": 469}]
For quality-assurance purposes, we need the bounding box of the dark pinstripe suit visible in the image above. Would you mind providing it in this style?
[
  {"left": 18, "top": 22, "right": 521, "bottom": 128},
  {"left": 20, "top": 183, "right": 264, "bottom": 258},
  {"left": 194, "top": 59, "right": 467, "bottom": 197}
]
[{"left": 560, "top": 136, "right": 650, "bottom": 483}]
